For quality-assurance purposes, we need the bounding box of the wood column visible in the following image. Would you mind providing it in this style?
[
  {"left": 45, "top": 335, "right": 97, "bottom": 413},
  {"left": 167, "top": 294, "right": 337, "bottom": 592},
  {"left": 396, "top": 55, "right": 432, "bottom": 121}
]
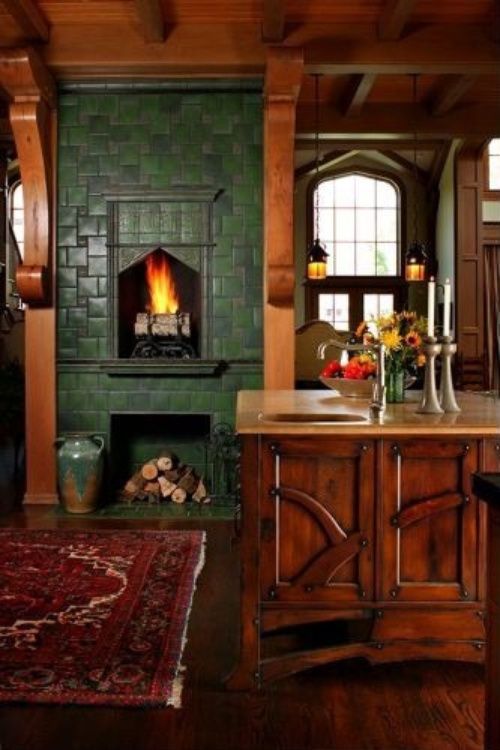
[
  {"left": 455, "top": 141, "right": 485, "bottom": 359},
  {"left": 0, "top": 48, "right": 58, "bottom": 504},
  {"left": 263, "top": 47, "right": 303, "bottom": 389}
]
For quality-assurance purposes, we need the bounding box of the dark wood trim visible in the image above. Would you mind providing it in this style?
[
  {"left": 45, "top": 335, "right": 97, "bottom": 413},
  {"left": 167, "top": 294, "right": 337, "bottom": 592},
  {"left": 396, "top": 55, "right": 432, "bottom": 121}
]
[
  {"left": 133, "top": 0, "right": 165, "bottom": 43},
  {"left": 294, "top": 150, "right": 350, "bottom": 180},
  {"left": 339, "top": 74, "right": 377, "bottom": 118},
  {"left": 262, "top": 0, "right": 286, "bottom": 43},
  {"left": 428, "top": 75, "right": 477, "bottom": 117},
  {"left": 377, "top": 0, "right": 417, "bottom": 40},
  {"left": 1, "top": 0, "right": 50, "bottom": 42}
]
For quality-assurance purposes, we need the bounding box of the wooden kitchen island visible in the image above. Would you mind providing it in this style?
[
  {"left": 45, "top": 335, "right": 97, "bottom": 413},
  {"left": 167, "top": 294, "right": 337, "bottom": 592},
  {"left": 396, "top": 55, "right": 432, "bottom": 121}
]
[{"left": 227, "top": 390, "right": 500, "bottom": 690}]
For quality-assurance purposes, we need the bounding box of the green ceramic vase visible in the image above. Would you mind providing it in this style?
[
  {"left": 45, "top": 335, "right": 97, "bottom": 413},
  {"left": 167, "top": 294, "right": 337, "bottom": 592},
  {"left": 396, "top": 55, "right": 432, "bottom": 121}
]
[{"left": 55, "top": 433, "right": 105, "bottom": 514}]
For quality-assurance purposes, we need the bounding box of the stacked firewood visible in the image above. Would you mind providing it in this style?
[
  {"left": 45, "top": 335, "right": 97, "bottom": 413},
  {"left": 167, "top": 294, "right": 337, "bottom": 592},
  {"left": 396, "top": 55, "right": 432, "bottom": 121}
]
[{"left": 120, "top": 451, "right": 208, "bottom": 505}]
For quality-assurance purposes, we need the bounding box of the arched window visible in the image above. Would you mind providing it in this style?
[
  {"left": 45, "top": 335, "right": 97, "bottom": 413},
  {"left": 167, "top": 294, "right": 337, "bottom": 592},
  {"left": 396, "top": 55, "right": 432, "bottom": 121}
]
[
  {"left": 486, "top": 138, "right": 500, "bottom": 191},
  {"left": 306, "top": 171, "right": 405, "bottom": 331},
  {"left": 9, "top": 182, "right": 24, "bottom": 260}
]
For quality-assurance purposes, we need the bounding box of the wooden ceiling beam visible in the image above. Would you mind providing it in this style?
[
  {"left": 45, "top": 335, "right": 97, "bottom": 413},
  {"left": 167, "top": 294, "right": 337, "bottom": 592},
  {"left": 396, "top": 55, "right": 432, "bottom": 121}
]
[
  {"left": 262, "top": 0, "right": 286, "bottom": 43},
  {"left": 428, "top": 75, "right": 477, "bottom": 117},
  {"left": 295, "top": 138, "right": 444, "bottom": 151},
  {"left": 133, "top": 0, "right": 165, "bottom": 43},
  {"left": 42, "top": 23, "right": 499, "bottom": 80},
  {"left": 294, "top": 150, "right": 353, "bottom": 180},
  {"left": 1, "top": 0, "right": 50, "bottom": 43},
  {"left": 296, "top": 102, "right": 500, "bottom": 138},
  {"left": 303, "top": 25, "right": 500, "bottom": 76},
  {"left": 380, "top": 150, "right": 427, "bottom": 182},
  {"left": 378, "top": 0, "right": 417, "bottom": 41},
  {"left": 340, "top": 74, "right": 377, "bottom": 117}
]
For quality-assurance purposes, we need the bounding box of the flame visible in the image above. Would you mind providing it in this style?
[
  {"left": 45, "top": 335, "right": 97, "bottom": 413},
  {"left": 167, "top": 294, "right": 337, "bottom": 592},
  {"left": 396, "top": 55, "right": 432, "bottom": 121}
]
[{"left": 145, "top": 253, "right": 179, "bottom": 314}]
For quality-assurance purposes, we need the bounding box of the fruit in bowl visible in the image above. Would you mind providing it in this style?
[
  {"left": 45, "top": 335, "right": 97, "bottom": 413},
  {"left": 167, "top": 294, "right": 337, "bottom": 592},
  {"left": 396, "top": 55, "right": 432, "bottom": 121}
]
[{"left": 319, "top": 376, "right": 374, "bottom": 399}]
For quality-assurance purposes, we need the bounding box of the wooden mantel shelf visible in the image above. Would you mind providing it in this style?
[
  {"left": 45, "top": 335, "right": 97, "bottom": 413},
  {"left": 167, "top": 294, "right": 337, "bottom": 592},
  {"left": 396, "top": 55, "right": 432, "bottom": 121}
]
[{"left": 236, "top": 390, "right": 500, "bottom": 436}]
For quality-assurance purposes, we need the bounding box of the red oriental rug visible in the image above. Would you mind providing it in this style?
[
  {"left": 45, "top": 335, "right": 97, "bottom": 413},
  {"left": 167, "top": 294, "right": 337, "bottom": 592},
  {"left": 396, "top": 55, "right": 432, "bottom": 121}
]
[{"left": 0, "top": 528, "right": 205, "bottom": 707}]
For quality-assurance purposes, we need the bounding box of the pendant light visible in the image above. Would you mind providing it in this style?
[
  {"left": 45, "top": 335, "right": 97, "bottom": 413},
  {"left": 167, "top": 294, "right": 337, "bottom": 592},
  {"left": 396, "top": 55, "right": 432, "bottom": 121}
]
[
  {"left": 405, "top": 74, "right": 427, "bottom": 282},
  {"left": 307, "top": 74, "right": 329, "bottom": 280}
]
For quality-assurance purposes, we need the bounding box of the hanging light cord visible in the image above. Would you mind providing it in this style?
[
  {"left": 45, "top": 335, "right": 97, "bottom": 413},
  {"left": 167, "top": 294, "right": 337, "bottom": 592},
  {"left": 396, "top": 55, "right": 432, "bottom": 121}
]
[
  {"left": 314, "top": 73, "right": 320, "bottom": 241},
  {"left": 412, "top": 73, "right": 418, "bottom": 245}
]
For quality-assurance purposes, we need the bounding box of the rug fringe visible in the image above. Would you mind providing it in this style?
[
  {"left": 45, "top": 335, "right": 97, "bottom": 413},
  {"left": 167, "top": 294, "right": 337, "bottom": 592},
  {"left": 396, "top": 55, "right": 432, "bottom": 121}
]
[{"left": 167, "top": 532, "right": 206, "bottom": 708}]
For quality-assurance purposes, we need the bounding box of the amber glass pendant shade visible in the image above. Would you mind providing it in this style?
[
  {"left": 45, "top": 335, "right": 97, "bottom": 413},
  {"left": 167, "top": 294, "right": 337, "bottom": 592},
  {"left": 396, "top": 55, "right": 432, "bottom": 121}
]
[
  {"left": 307, "top": 239, "right": 329, "bottom": 280},
  {"left": 405, "top": 240, "right": 427, "bottom": 281}
]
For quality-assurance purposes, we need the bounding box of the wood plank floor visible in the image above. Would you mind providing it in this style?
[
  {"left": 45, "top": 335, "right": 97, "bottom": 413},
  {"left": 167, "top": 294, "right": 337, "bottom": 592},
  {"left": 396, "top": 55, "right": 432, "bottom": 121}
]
[{"left": 0, "top": 505, "right": 485, "bottom": 750}]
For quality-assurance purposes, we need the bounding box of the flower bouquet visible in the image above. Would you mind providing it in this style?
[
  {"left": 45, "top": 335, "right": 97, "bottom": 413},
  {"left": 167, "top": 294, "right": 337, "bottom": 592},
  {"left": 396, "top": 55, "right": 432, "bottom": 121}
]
[{"left": 320, "top": 310, "right": 427, "bottom": 402}]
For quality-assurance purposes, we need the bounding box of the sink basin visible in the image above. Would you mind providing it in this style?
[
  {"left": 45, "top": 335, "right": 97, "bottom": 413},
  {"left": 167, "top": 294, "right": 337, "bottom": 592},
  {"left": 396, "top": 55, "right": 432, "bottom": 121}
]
[{"left": 258, "top": 412, "right": 368, "bottom": 423}]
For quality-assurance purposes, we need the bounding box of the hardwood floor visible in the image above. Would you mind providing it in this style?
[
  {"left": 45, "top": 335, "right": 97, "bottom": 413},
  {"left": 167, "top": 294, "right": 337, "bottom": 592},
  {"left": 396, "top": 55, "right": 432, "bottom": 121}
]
[{"left": 0, "top": 503, "right": 485, "bottom": 750}]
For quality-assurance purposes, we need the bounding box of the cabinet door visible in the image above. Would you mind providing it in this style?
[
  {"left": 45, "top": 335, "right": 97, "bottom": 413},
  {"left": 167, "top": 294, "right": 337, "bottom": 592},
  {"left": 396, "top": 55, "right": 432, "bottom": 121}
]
[
  {"left": 380, "top": 439, "right": 479, "bottom": 603},
  {"left": 260, "top": 437, "right": 374, "bottom": 604}
]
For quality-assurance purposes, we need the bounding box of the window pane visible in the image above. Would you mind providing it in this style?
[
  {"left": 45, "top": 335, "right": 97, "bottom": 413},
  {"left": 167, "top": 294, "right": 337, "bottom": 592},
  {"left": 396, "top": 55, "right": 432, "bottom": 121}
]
[
  {"left": 317, "top": 181, "right": 334, "bottom": 207},
  {"left": 334, "top": 175, "right": 355, "bottom": 207},
  {"left": 376, "top": 180, "right": 397, "bottom": 208},
  {"left": 335, "top": 208, "right": 355, "bottom": 241},
  {"left": 324, "top": 241, "right": 334, "bottom": 276},
  {"left": 318, "top": 207, "right": 334, "bottom": 241},
  {"left": 319, "top": 293, "right": 350, "bottom": 331},
  {"left": 356, "top": 208, "right": 375, "bottom": 241},
  {"left": 335, "top": 242, "right": 355, "bottom": 275},
  {"left": 376, "top": 209, "right": 397, "bottom": 242},
  {"left": 489, "top": 138, "right": 500, "bottom": 156},
  {"left": 356, "top": 242, "right": 376, "bottom": 275},
  {"left": 376, "top": 243, "right": 398, "bottom": 275},
  {"left": 355, "top": 175, "right": 375, "bottom": 207},
  {"left": 363, "top": 293, "right": 394, "bottom": 321},
  {"left": 490, "top": 155, "right": 500, "bottom": 190},
  {"left": 13, "top": 185, "right": 24, "bottom": 210}
]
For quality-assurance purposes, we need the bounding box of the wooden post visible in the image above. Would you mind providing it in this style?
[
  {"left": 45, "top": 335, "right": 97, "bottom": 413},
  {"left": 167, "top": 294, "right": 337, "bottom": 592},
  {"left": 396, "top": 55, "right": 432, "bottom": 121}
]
[
  {"left": 263, "top": 47, "right": 303, "bottom": 389},
  {"left": 0, "top": 48, "right": 57, "bottom": 504}
]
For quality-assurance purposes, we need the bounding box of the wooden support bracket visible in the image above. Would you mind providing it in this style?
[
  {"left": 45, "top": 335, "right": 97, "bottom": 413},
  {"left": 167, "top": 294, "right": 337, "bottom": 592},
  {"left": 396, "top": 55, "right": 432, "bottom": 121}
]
[{"left": 0, "top": 47, "right": 55, "bottom": 306}]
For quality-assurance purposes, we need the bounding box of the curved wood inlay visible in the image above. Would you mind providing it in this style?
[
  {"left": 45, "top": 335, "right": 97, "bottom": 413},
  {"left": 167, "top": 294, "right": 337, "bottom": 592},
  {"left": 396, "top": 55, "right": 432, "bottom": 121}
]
[
  {"left": 261, "top": 640, "right": 485, "bottom": 683},
  {"left": 292, "top": 532, "right": 364, "bottom": 588},
  {"left": 392, "top": 491, "right": 464, "bottom": 529},
  {"left": 281, "top": 486, "right": 347, "bottom": 544}
]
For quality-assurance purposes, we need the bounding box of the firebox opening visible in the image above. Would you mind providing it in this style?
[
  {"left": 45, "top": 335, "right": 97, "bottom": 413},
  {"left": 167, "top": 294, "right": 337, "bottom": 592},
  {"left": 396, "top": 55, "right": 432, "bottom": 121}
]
[
  {"left": 118, "top": 247, "right": 201, "bottom": 359},
  {"left": 110, "top": 412, "right": 212, "bottom": 500}
]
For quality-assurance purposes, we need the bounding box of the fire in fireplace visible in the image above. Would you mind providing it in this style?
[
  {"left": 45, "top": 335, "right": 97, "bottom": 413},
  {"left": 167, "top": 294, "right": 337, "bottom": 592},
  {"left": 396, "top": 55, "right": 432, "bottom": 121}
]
[{"left": 118, "top": 247, "right": 201, "bottom": 359}]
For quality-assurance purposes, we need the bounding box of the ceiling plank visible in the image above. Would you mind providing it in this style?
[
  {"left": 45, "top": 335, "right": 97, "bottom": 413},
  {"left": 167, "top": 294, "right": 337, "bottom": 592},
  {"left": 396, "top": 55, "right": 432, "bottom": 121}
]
[
  {"left": 378, "top": 0, "right": 418, "bottom": 40},
  {"left": 340, "top": 74, "right": 377, "bottom": 117},
  {"left": 380, "top": 150, "right": 427, "bottom": 182},
  {"left": 429, "top": 75, "right": 477, "bottom": 117},
  {"left": 294, "top": 150, "right": 352, "bottom": 180},
  {"left": 1, "top": 0, "right": 49, "bottom": 43},
  {"left": 262, "top": 0, "right": 286, "bottom": 43},
  {"left": 133, "top": 0, "right": 165, "bottom": 43},
  {"left": 296, "top": 102, "right": 500, "bottom": 138}
]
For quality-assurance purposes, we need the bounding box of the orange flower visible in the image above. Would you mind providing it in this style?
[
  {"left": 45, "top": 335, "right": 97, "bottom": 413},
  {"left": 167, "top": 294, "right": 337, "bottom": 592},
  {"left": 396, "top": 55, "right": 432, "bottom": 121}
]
[{"left": 405, "top": 331, "right": 422, "bottom": 349}]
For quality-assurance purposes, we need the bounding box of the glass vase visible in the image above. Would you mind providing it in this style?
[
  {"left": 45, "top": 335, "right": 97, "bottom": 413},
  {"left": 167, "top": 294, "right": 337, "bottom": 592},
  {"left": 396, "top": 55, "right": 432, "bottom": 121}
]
[{"left": 386, "top": 368, "right": 405, "bottom": 403}]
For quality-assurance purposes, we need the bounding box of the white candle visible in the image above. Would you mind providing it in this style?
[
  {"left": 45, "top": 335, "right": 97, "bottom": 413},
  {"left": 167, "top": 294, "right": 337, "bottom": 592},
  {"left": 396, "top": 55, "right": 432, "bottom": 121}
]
[
  {"left": 427, "top": 277, "right": 435, "bottom": 338},
  {"left": 443, "top": 278, "right": 451, "bottom": 337}
]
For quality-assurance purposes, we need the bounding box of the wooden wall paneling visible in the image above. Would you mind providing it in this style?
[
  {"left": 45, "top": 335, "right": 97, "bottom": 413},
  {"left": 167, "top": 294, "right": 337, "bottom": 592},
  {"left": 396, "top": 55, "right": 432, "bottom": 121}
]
[
  {"left": 1, "top": 0, "right": 50, "bottom": 42},
  {"left": 0, "top": 48, "right": 57, "bottom": 504},
  {"left": 263, "top": 47, "right": 304, "bottom": 389},
  {"left": 455, "top": 142, "right": 485, "bottom": 359}
]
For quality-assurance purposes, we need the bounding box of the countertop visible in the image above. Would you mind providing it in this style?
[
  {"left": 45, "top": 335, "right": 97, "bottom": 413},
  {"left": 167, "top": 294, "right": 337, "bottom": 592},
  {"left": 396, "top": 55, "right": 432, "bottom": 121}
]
[{"left": 236, "top": 390, "right": 500, "bottom": 436}]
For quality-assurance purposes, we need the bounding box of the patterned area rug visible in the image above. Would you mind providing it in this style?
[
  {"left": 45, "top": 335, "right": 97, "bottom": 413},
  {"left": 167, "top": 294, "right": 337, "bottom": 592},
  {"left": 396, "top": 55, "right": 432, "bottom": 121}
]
[{"left": 0, "top": 528, "right": 205, "bottom": 707}]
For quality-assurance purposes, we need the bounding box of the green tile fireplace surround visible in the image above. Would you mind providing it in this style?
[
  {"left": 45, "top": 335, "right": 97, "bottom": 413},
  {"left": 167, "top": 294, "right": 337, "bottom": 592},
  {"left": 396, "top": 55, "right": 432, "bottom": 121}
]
[{"left": 56, "top": 83, "right": 263, "bottom": 505}]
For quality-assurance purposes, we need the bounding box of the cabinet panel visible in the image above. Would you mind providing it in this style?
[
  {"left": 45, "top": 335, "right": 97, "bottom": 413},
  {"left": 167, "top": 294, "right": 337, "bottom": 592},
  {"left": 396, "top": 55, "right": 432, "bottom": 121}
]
[
  {"left": 380, "top": 439, "right": 479, "bottom": 603},
  {"left": 260, "top": 437, "right": 375, "bottom": 604}
]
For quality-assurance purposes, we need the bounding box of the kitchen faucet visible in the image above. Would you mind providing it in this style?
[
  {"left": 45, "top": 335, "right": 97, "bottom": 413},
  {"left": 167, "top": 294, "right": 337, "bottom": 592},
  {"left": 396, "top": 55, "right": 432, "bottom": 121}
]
[{"left": 317, "top": 338, "right": 386, "bottom": 420}]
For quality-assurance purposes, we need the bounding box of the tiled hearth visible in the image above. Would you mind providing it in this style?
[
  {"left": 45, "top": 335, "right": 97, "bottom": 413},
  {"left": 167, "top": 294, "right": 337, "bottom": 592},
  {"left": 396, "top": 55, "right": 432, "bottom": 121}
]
[{"left": 56, "top": 82, "right": 263, "bottom": 503}]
